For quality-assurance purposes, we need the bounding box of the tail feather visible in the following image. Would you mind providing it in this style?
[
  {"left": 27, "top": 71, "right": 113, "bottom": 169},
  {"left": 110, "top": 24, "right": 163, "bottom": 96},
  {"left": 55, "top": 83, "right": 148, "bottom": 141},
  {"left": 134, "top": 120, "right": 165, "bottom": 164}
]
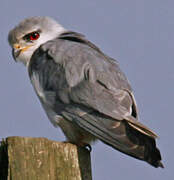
[
  {"left": 125, "top": 122, "right": 164, "bottom": 168},
  {"left": 62, "top": 110, "right": 163, "bottom": 168},
  {"left": 126, "top": 116, "right": 158, "bottom": 138}
]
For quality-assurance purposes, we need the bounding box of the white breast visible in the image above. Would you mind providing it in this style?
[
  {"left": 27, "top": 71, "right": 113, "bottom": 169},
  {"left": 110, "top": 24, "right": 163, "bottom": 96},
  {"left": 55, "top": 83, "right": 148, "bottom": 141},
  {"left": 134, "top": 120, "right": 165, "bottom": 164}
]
[
  {"left": 30, "top": 72, "right": 46, "bottom": 101},
  {"left": 30, "top": 72, "right": 62, "bottom": 127}
]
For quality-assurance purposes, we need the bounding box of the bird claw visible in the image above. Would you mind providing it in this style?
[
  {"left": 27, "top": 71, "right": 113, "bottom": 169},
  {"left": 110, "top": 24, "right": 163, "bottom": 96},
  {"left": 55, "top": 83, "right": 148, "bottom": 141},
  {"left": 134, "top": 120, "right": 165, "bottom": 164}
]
[
  {"left": 84, "top": 144, "right": 92, "bottom": 152},
  {"left": 62, "top": 141, "right": 92, "bottom": 152}
]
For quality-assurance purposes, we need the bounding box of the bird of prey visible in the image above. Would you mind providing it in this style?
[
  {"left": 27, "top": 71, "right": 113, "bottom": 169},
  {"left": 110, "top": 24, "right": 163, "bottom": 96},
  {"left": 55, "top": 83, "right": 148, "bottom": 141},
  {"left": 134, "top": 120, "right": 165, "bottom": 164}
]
[{"left": 8, "top": 16, "right": 163, "bottom": 168}]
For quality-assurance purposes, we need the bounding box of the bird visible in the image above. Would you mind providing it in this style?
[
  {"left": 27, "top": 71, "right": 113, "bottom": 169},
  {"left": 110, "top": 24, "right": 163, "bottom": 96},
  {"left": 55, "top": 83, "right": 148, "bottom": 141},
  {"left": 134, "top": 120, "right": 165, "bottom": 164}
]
[{"left": 8, "top": 16, "right": 163, "bottom": 168}]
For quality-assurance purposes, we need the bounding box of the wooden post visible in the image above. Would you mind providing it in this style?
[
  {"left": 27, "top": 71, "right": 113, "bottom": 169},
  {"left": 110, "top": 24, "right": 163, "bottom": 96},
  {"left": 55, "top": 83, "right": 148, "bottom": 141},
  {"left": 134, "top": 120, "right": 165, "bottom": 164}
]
[{"left": 0, "top": 137, "right": 92, "bottom": 180}]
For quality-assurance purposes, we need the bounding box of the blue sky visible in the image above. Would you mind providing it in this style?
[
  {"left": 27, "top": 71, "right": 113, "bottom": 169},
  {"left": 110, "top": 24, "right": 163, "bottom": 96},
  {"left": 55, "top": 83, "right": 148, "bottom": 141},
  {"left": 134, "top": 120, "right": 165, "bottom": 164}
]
[{"left": 1, "top": 0, "right": 173, "bottom": 179}]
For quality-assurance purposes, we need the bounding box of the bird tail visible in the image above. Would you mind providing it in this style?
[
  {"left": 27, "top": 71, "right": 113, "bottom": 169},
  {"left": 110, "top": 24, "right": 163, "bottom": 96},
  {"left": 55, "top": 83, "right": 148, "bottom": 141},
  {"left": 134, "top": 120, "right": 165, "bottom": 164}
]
[
  {"left": 126, "top": 118, "right": 158, "bottom": 138},
  {"left": 62, "top": 110, "right": 164, "bottom": 168},
  {"left": 124, "top": 121, "right": 164, "bottom": 168}
]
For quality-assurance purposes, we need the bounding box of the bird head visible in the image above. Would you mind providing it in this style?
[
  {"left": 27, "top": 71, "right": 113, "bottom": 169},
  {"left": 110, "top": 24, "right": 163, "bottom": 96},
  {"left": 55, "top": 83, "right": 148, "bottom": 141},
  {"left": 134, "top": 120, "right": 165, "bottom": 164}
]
[{"left": 8, "top": 16, "right": 66, "bottom": 66}]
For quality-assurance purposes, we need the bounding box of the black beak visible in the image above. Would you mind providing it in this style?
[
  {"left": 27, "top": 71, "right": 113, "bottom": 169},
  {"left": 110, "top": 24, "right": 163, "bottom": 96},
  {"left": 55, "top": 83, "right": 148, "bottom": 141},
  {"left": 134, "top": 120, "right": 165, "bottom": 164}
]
[{"left": 12, "top": 48, "right": 21, "bottom": 62}]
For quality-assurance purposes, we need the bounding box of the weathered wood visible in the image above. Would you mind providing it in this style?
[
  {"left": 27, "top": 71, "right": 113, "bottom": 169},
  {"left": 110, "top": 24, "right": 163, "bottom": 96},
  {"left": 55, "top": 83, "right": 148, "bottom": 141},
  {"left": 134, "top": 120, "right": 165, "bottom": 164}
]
[{"left": 0, "top": 137, "right": 92, "bottom": 180}]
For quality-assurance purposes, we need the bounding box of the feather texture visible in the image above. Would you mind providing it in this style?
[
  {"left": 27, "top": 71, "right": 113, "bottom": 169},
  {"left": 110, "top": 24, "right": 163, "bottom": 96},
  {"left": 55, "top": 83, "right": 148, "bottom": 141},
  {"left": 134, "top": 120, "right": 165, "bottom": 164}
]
[{"left": 29, "top": 31, "right": 163, "bottom": 168}]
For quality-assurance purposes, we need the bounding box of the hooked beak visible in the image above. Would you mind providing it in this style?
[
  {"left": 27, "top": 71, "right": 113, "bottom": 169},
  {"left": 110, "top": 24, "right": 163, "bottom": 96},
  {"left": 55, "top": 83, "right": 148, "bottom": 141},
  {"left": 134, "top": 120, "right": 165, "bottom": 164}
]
[
  {"left": 12, "top": 44, "right": 33, "bottom": 62},
  {"left": 12, "top": 48, "right": 21, "bottom": 62}
]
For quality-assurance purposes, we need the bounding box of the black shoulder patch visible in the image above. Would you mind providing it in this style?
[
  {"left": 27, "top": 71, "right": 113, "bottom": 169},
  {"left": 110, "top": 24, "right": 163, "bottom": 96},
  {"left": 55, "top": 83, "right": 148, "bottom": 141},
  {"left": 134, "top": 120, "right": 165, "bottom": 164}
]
[{"left": 59, "top": 31, "right": 104, "bottom": 55}]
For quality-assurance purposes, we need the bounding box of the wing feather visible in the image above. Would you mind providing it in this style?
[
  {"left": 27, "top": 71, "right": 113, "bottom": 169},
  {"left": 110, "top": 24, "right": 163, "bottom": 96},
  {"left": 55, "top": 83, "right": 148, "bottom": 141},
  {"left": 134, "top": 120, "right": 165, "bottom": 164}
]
[
  {"left": 29, "top": 32, "right": 157, "bottom": 139},
  {"left": 29, "top": 32, "right": 162, "bottom": 167}
]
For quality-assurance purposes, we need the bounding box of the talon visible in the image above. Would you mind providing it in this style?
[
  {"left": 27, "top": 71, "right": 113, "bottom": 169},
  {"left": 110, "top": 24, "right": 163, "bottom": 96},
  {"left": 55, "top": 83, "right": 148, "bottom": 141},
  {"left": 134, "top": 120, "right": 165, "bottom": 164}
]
[
  {"left": 77, "top": 142, "right": 92, "bottom": 152},
  {"left": 84, "top": 144, "right": 92, "bottom": 152}
]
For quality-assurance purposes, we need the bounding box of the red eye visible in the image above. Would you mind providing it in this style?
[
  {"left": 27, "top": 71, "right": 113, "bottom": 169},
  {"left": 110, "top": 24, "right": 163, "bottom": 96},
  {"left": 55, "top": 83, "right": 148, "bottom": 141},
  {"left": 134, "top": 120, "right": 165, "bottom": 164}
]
[{"left": 23, "top": 31, "right": 40, "bottom": 41}]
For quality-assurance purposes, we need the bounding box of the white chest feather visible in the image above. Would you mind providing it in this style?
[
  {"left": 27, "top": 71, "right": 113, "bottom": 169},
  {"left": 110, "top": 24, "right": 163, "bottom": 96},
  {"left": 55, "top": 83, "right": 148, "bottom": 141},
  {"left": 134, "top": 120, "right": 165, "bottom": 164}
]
[
  {"left": 30, "top": 72, "right": 46, "bottom": 102},
  {"left": 30, "top": 72, "right": 62, "bottom": 126}
]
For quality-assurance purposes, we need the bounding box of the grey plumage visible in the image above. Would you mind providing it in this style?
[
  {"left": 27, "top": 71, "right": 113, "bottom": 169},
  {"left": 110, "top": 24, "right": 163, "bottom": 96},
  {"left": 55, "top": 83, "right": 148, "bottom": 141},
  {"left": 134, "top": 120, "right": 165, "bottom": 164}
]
[{"left": 8, "top": 17, "right": 163, "bottom": 168}]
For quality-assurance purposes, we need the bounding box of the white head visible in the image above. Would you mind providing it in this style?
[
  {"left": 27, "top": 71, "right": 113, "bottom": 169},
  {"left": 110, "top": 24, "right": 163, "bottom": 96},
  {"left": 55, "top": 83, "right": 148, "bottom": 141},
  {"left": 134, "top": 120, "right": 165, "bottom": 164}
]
[{"left": 8, "top": 16, "right": 66, "bottom": 66}]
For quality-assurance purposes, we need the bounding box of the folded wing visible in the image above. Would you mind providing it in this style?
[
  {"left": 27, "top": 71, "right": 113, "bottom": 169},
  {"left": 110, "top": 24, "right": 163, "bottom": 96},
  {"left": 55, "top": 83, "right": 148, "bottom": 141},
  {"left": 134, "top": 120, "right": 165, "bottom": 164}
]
[{"left": 29, "top": 31, "right": 163, "bottom": 167}]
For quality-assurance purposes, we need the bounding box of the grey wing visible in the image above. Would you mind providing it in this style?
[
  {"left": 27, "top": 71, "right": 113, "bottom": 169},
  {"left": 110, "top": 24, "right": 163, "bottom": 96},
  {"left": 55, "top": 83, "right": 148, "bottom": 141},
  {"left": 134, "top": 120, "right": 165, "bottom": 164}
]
[
  {"left": 45, "top": 36, "right": 157, "bottom": 139},
  {"left": 66, "top": 60, "right": 158, "bottom": 139},
  {"left": 29, "top": 35, "right": 161, "bottom": 167},
  {"left": 31, "top": 35, "right": 157, "bottom": 140}
]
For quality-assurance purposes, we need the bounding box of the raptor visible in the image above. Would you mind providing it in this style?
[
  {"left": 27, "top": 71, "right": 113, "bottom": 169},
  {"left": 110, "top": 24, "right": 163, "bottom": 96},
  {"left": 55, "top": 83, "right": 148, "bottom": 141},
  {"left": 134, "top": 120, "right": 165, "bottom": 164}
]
[{"left": 8, "top": 16, "right": 163, "bottom": 168}]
